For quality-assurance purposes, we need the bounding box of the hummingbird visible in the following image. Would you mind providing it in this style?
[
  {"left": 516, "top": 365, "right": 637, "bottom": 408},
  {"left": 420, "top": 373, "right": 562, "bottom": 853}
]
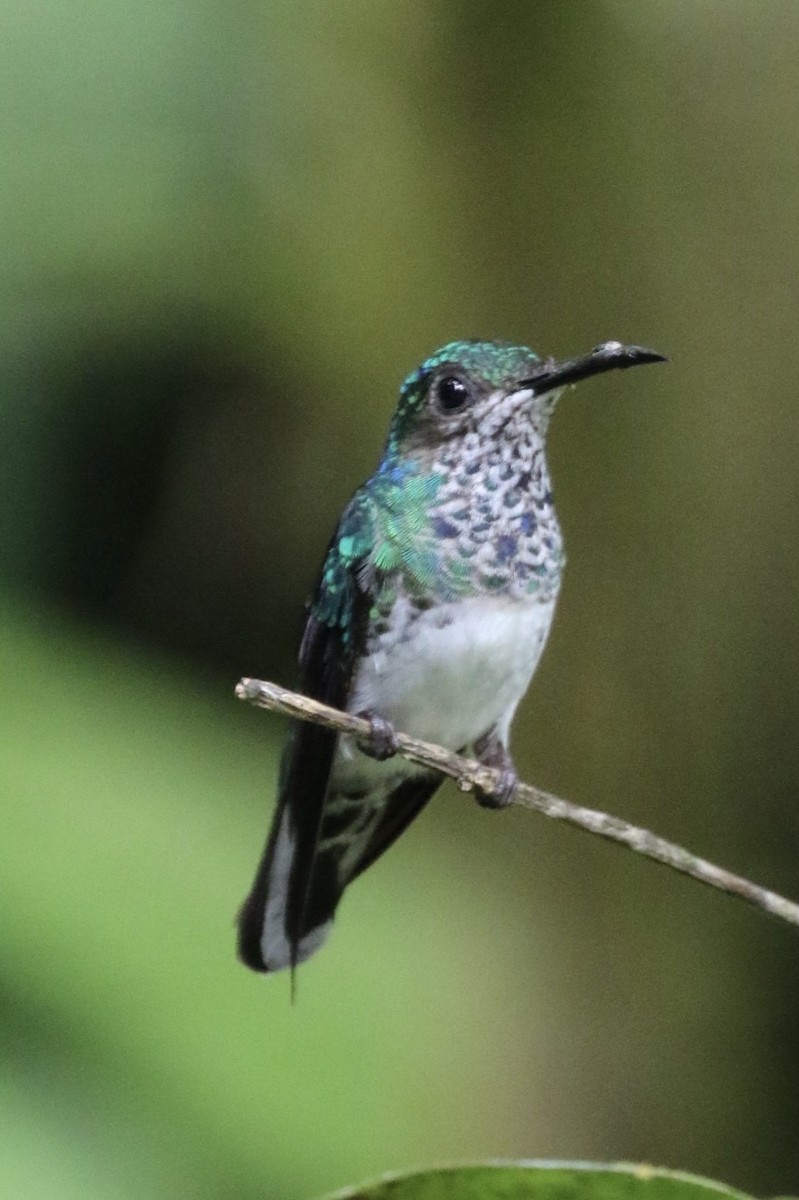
[{"left": 238, "top": 338, "right": 665, "bottom": 973}]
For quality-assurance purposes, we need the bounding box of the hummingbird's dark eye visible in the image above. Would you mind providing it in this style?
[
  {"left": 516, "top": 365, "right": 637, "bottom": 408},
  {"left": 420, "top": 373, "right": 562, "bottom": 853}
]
[{"left": 435, "top": 375, "right": 470, "bottom": 412}]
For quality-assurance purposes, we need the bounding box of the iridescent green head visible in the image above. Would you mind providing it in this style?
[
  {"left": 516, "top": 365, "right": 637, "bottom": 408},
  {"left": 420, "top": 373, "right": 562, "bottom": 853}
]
[{"left": 382, "top": 338, "right": 666, "bottom": 465}]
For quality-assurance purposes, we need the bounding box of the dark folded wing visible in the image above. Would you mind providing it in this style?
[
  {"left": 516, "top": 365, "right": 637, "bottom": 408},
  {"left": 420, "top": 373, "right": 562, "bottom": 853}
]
[
  {"left": 237, "top": 608, "right": 359, "bottom": 972},
  {"left": 237, "top": 497, "right": 374, "bottom": 973}
]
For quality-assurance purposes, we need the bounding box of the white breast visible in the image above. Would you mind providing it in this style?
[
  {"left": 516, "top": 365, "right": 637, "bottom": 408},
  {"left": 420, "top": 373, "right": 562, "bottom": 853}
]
[{"left": 347, "top": 594, "right": 557, "bottom": 753}]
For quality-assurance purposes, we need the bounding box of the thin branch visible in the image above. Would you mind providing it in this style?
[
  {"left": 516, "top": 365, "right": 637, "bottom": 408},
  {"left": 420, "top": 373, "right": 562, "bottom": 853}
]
[{"left": 235, "top": 676, "right": 799, "bottom": 931}]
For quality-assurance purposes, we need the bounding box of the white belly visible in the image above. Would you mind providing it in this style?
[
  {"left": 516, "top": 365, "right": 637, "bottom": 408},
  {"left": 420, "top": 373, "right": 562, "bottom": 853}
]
[{"left": 347, "top": 594, "right": 556, "bottom": 752}]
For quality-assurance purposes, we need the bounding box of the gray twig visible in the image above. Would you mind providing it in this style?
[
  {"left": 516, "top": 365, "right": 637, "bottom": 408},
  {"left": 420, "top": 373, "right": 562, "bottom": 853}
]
[{"left": 235, "top": 676, "right": 799, "bottom": 931}]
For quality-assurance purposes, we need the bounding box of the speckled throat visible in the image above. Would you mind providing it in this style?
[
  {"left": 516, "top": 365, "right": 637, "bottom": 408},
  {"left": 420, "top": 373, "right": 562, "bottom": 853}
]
[
  {"left": 359, "top": 398, "right": 564, "bottom": 661},
  {"left": 428, "top": 397, "right": 564, "bottom": 603}
]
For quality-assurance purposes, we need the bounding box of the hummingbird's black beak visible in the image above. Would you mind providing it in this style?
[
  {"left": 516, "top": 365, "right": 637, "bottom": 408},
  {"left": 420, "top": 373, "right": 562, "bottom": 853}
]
[{"left": 521, "top": 341, "right": 667, "bottom": 396}]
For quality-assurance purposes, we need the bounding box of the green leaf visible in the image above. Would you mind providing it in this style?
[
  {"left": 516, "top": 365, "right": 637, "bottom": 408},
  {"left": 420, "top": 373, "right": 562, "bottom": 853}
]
[{"left": 320, "top": 1161, "right": 754, "bottom": 1200}]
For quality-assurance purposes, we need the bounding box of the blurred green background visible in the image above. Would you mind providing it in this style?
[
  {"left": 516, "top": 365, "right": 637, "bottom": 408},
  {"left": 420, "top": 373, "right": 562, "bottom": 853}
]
[{"left": 2, "top": 2, "right": 798, "bottom": 1197}]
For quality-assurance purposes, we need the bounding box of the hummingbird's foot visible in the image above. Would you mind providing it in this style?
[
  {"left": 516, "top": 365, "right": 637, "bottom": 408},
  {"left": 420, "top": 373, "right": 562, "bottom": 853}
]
[
  {"left": 472, "top": 731, "right": 518, "bottom": 809},
  {"left": 355, "top": 710, "right": 400, "bottom": 761}
]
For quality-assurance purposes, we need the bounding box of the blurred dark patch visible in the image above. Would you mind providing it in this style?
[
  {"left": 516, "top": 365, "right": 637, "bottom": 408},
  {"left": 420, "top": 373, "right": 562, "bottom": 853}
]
[
  {"left": 51, "top": 333, "right": 229, "bottom": 612},
  {"left": 0, "top": 321, "right": 303, "bottom": 679}
]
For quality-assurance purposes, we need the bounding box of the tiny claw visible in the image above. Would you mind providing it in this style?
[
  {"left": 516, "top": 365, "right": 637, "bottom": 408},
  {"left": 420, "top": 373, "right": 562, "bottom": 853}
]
[
  {"left": 476, "top": 765, "right": 518, "bottom": 809},
  {"left": 355, "top": 710, "right": 400, "bottom": 761},
  {"left": 473, "top": 729, "right": 518, "bottom": 809}
]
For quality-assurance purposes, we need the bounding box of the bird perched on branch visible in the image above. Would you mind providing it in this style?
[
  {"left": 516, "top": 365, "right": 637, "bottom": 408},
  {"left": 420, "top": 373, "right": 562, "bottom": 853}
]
[{"left": 238, "top": 338, "right": 665, "bottom": 974}]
